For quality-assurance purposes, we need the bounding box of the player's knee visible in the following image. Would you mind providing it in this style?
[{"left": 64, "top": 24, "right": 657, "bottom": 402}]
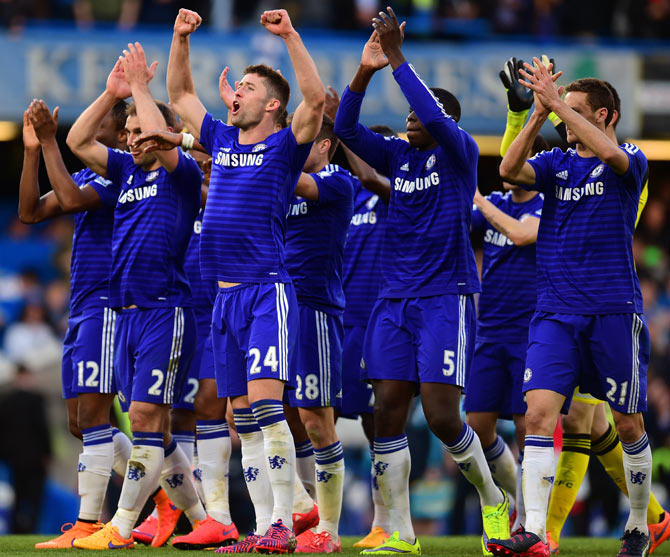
[
  {"left": 129, "top": 404, "right": 163, "bottom": 433},
  {"left": 301, "top": 411, "right": 336, "bottom": 447},
  {"left": 613, "top": 414, "right": 645, "bottom": 445},
  {"left": 425, "top": 410, "right": 463, "bottom": 444},
  {"left": 524, "top": 406, "right": 555, "bottom": 436},
  {"left": 68, "top": 415, "right": 82, "bottom": 439}
]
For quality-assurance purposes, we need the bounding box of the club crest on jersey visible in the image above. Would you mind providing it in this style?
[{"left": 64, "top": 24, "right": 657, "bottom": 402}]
[
  {"left": 524, "top": 368, "right": 532, "bottom": 382},
  {"left": 590, "top": 164, "right": 605, "bottom": 178},
  {"left": 252, "top": 143, "right": 266, "bottom": 152},
  {"left": 425, "top": 154, "right": 436, "bottom": 170},
  {"left": 146, "top": 171, "right": 159, "bottom": 182}
]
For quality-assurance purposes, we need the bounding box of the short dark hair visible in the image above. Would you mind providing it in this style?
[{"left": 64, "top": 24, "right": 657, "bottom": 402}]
[
  {"left": 565, "top": 78, "right": 615, "bottom": 127},
  {"left": 244, "top": 64, "right": 291, "bottom": 124},
  {"left": 316, "top": 115, "right": 339, "bottom": 160},
  {"left": 125, "top": 100, "right": 178, "bottom": 130},
  {"left": 430, "top": 88, "right": 461, "bottom": 123},
  {"left": 111, "top": 100, "right": 128, "bottom": 131},
  {"left": 602, "top": 80, "right": 621, "bottom": 129},
  {"left": 369, "top": 124, "right": 398, "bottom": 137},
  {"left": 531, "top": 134, "right": 549, "bottom": 157}
]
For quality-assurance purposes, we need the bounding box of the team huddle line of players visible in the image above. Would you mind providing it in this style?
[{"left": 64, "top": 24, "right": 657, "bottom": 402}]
[{"left": 17, "top": 5, "right": 658, "bottom": 557}]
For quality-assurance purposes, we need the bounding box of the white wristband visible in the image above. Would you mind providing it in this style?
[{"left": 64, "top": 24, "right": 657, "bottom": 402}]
[{"left": 181, "top": 132, "right": 195, "bottom": 151}]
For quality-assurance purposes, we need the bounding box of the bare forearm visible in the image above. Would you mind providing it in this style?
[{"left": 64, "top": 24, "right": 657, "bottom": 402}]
[
  {"left": 41, "top": 138, "right": 93, "bottom": 212},
  {"left": 18, "top": 148, "right": 45, "bottom": 223},
  {"left": 350, "top": 65, "right": 376, "bottom": 94},
  {"left": 67, "top": 91, "right": 116, "bottom": 152},
  {"left": 283, "top": 31, "right": 324, "bottom": 108},
  {"left": 167, "top": 33, "right": 196, "bottom": 101},
  {"left": 475, "top": 197, "right": 534, "bottom": 245},
  {"left": 500, "top": 110, "right": 545, "bottom": 182},
  {"left": 343, "top": 145, "right": 390, "bottom": 203}
]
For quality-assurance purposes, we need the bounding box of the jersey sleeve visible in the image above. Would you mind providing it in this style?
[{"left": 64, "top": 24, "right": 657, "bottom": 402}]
[
  {"left": 391, "top": 62, "right": 476, "bottom": 169},
  {"left": 89, "top": 149, "right": 126, "bottom": 208},
  {"left": 199, "top": 112, "right": 233, "bottom": 155},
  {"left": 619, "top": 143, "right": 648, "bottom": 192},
  {"left": 334, "top": 86, "right": 406, "bottom": 176},
  {"left": 283, "top": 126, "right": 313, "bottom": 171},
  {"left": 311, "top": 169, "right": 354, "bottom": 204},
  {"left": 526, "top": 148, "right": 557, "bottom": 193},
  {"left": 171, "top": 150, "right": 204, "bottom": 190}
]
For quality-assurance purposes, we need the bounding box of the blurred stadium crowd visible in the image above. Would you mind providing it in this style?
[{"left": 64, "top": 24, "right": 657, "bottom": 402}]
[{"left": 0, "top": 0, "right": 669, "bottom": 39}]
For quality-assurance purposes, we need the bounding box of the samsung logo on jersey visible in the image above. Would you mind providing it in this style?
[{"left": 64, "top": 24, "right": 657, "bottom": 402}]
[
  {"left": 289, "top": 201, "right": 308, "bottom": 216},
  {"left": 118, "top": 184, "right": 158, "bottom": 204},
  {"left": 555, "top": 181, "right": 604, "bottom": 201},
  {"left": 351, "top": 211, "right": 377, "bottom": 226},
  {"left": 215, "top": 151, "right": 264, "bottom": 167},
  {"left": 484, "top": 229, "right": 513, "bottom": 247},
  {"left": 393, "top": 172, "right": 440, "bottom": 193}
]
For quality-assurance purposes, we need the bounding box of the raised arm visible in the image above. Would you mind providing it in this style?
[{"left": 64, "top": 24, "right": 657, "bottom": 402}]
[
  {"left": 260, "top": 9, "right": 324, "bottom": 144},
  {"left": 121, "top": 42, "right": 178, "bottom": 171},
  {"left": 167, "top": 9, "right": 207, "bottom": 139},
  {"left": 499, "top": 108, "right": 545, "bottom": 186},
  {"left": 473, "top": 190, "right": 539, "bottom": 246},
  {"left": 294, "top": 173, "right": 319, "bottom": 201},
  {"left": 18, "top": 111, "right": 63, "bottom": 224},
  {"left": 66, "top": 59, "right": 149, "bottom": 177},
  {"left": 520, "top": 58, "right": 628, "bottom": 174},
  {"left": 29, "top": 100, "right": 102, "bottom": 213}
]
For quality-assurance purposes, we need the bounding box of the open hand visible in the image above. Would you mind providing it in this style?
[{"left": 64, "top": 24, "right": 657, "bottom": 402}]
[
  {"left": 106, "top": 59, "right": 132, "bottom": 99},
  {"left": 120, "top": 42, "right": 159, "bottom": 87},
  {"left": 218, "top": 67, "right": 236, "bottom": 110},
  {"left": 22, "top": 110, "right": 40, "bottom": 151},
  {"left": 28, "top": 100, "right": 59, "bottom": 142},
  {"left": 174, "top": 8, "right": 202, "bottom": 37},
  {"left": 519, "top": 57, "right": 563, "bottom": 113},
  {"left": 361, "top": 30, "right": 389, "bottom": 71},
  {"left": 325, "top": 86, "right": 340, "bottom": 120},
  {"left": 260, "top": 9, "right": 295, "bottom": 38},
  {"left": 371, "top": 6, "right": 406, "bottom": 64},
  {"left": 132, "top": 129, "right": 182, "bottom": 153}
]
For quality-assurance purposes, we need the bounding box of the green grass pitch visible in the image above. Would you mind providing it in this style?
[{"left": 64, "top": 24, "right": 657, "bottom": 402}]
[{"left": 2, "top": 536, "right": 670, "bottom": 556}]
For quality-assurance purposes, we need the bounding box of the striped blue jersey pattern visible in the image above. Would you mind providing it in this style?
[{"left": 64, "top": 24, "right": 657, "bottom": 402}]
[
  {"left": 471, "top": 191, "right": 544, "bottom": 342},
  {"left": 91, "top": 148, "right": 201, "bottom": 308},
  {"left": 527, "top": 144, "right": 647, "bottom": 314},
  {"left": 183, "top": 209, "right": 217, "bottom": 308},
  {"left": 198, "top": 113, "right": 312, "bottom": 283},
  {"left": 334, "top": 62, "right": 480, "bottom": 298},
  {"left": 69, "top": 169, "right": 115, "bottom": 314},
  {"left": 285, "top": 164, "right": 354, "bottom": 315},
  {"left": 342, "top": 183, "right": 387, "bottom": 327}
]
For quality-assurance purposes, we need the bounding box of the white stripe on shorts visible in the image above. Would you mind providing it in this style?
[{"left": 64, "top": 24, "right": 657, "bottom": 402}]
[
  {"left": 275, "top": 284, "right": 289, "bottom": 381},
  {"left": 628, "top": 314, "right": 643, "bottom": 414},
  {"left": 164, "top": 307, "right": 184, "bottom": 404},
  {"left": 315, "top": 310, "right": 331, "bottom": 407},
  {"left": 457, "top": 295, "right": 466, "bottom": 387}
]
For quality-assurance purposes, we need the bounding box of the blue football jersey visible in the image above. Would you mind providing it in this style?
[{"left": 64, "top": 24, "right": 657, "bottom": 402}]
[
  {"left": 526, "top": 144, "right": 647, "bottom": 314},
  {"left": 184, "top": 209, "right": 217, "bottom": 309},
  {"left": 91, "top": 148, "right": 202, "bottom": 308},
  {"left": 335, "top": 62, "right": 480, "bottom": 298},
  {"left": 471, "top": 191, "right": 543, "bottom": 341},
  {"left": 342, "top": 182, "right": 387, "bottom": 327},
  {"left": 198, "top": 113, "right": 312, "bottom": 283},
  {"left": 69, "top": 169, "right": 115, "bottom": 314},
  {"left": 285, "top": 164, "right": 354, "bottom": 315}
]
